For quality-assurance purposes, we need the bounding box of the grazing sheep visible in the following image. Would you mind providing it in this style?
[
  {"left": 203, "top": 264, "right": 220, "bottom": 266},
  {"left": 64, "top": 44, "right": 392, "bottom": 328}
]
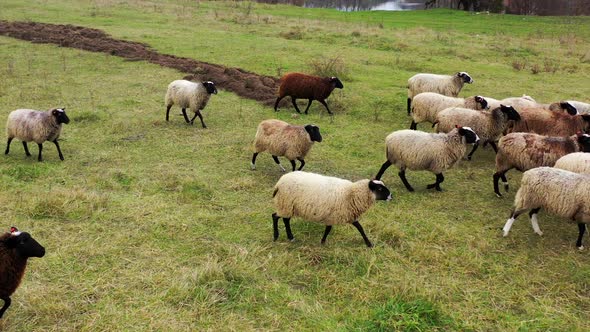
[
  {"left": 273, "top": 73, "right": 343, "bottom": 115},
  {"left": 502, "top": 167, "right": 590, "bottom": 249},
  {"left": 567, "top": 100, "right": 590, "bottom": 114},
  {"left": 554, "top": 152, "right": 590, "bottom": 175},
  {"left": 0, "top": 227, "right": 45, "bottom": 319},
  {"left": 507, "top": 108, "right": 590, "bottom": 136},
  {"left": 5, "top": 108, "right": 70, "bottom": 162},
  {"left": 251, "top": 119, "right": 322, "bottom": 172},
  {"left": 165, "top": 80, "right": 217, "bottom": 128},
  {"left": 374, "top": 127, "right": 479, "bottom": 192},
  {"left": 435, "top": 105, "right": 521, "bottom": 160},
  {"left": 406, "top": 72, "right": 473, "bottom": 115},
  {"left": 272, "top": 171, "right": 392, "bottom": 247},
  {"left": 493, "top": 132, "right": 590, "bottom": 197},
  {"left": 409, "top": 93, "right": 488, "bottom": 130}
]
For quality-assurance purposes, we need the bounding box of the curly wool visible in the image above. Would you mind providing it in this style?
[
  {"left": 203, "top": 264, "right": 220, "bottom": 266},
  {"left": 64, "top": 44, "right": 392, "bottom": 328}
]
[
  {"left": 253, "top": 120, "right": 314, "bottom": 160},
  {"left": 410, "top": 93, "right": 486, "bottom": 125},
  {"left": 435, "top": 106, "right": 510, "bottom": 143},
  {"left": 407, "top": 73, "right": 467, "bottom": 99},
  {"left": 554, "top": 152, "right": 590, "bottom": 174},
  {"left": 273, "top": 172, "right": 376, "bottom": 226},
  {"left": 508, "top": 108, "right": 590, "bottom": 136},
  {"left": 6, "top": 109, "right": 63, "bottom": 144},
  {"left": 165, "top": 80, "right": 211, "bottom": 113}
]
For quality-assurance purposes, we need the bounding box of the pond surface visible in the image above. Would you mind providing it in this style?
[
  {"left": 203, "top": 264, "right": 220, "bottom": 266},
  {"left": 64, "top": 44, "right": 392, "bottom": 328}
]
[{"left": 258, "top": 0, "right": 427, "bottom": 11}]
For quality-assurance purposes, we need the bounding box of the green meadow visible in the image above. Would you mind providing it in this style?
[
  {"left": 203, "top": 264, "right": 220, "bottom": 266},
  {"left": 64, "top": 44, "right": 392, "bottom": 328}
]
[{"left": 0, "top": 1, "right": 589, "bottom": 330}]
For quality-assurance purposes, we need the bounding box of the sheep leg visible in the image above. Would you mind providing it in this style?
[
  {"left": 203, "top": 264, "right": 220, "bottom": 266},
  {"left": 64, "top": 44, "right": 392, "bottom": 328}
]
[
  {"left": 488, "top": 141, "right": 498, "bottom": 153},
  {"left": 398, "top": 169, "right": 415, "bottom": 192},
  {"left": 53, "top": 139, "right": 64, "bottom": 161},
  {"left": 283, "top": 218, "right": 294, "bottom": 241},
  {"left": 352, "top": 221, "right": 373, "bottom": 248},
  {"left": 37, "top": 143, "right": 43, "bottom": 162},
  {"left": 407, "top": 98, "right": 411, "bottom": 115},
  {"left": 291, "top": 97, "right": 302, "bottom": 113},
  {"left": 320, "top": 225, "right": 332, "bottom": 244},
  {"left": 318, "top": 100, "right": 333, "bottom": 115},
  {"left": 529, "top": 208, "right": 543, "bottom": 236},
  {"left": 0, "top": 296, "right": 11, "bottom": 319},
  {"left": 165, "top": 105, "right": 172, "bottom": 121},
  {"left": 503, "top": 208, "right": 526, "bottom": 236},
  {"left": 272, "top": 155, "right": 286, "bottom": 172},
  {"left": 272, "top": 213, "right": 280, "bottom": 241},
  {"left": 289, "top": 160, "right": 296, "bottom": 172},
  {"left": 427, "top": 173, "right": 444, "bottom": 191},
  {"left": 467, "top": 142, "right": 479, "bottom": 160},
  {"left": 576, "top": 223, "right": 586, "bottom": 250},
  {"left": 181, "top": 108, "right": 190, "bottom": 123},
  {"left": 409, "top": 120, "right": 417, "bottom": 130},
  {"left": 493, "top": 170, "right": 510, "bottom": 197},
  {"left": 190, "top": 110, "right": 207, "bottom": 128},
  {"left": 4, "top": 137, "right": 13, "bottom": 155},
  {"left": 303, "top": 99, "right": 313, "bottom": 114},
  {"left": 274, "top": 96, "right": 285, "bottom": 112},
  {"left": 251, "top": 153, "right": 258, "bottom": 170},
  {"left": 22, "top": 141, "right": 32, "bottom": 157},
  {"left": 375, "top": 160, "right": 392, "bottom": 180},
  {"left": 297, "top": 158, "right": 305, "bottom": 171}
]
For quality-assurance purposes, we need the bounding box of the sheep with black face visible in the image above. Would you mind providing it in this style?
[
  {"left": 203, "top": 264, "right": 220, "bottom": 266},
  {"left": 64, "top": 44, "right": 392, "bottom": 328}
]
[
  {"left": 406, "top": 72, "right": 473, "bottom": 115},
  {"left": 165, "top": 80, "right": 217, "bottom": 128}
]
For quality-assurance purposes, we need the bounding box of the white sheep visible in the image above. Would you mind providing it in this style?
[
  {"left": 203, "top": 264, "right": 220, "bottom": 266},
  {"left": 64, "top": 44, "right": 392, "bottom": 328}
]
[
  {"left": 406, "top": 72, "right": 473, "bottom": 115},
  {"left": 5, "top": 108, "right": 70, "bottom": 162},
  {"left": 272, "top": 171, "right": 392, "bottom": 247},
  {"left": 502, "top": 167, "right": 590, "bottom": 249},
  {"left": 251, "top": 119, "right": 322, "bottom": 172},
  {"left": 164, "top": 80, "right": 217, "bottom": 128},
  {"left": 409, "top": 92, "right": 488, "bottom": 130},
  {"left": 554, "top": 152, "right": 590, "bottom": 174},
  {"left": 435, "top": 105, "right": 521, "bottom": 160},
  {"left": 374, "top": 127, "right": 479, "bottom": 192}
]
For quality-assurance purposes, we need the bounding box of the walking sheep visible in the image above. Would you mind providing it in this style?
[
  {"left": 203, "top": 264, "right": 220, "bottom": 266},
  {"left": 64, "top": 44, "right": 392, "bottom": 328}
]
[
  {"left": 251, "top": 119, "right": 322, "bottom": 172},
  {"left": 554, "top": 152, "right": 590, "bottom": 175},
  {"left": 5, "top": 108, "right": 70, "bottom": 162},
  {"left": 165, "top": 80, "right": 217, "bottom": 128},
  {"left": 435, "top": 105, "right": 521, "bottom": 160},
  {"left": 406, "top": 72, "right": 473, "bottom": 115},
  {"left": 493, "top": 132, "right": 590, "bottom": 197},
  {"left": 503, "top": 167, "right": 590, "bottom": 249},
  {"left": 507, "top": 108, "right": 590, "bottom": 136},
  {"left": 273, "top": 72, "right": 343, "bottom": 115},
  {"left": 374, "top": 127, "right": 479, "bottom": 192},
  {"left": 409, "top": 93, "right": 488, "bottom": 130},
  {"left": 0, "top": 227, "right": 45, "bottom": 319},
  {"left": 272, "top": 171, "right": 392, "bottom": 247}
]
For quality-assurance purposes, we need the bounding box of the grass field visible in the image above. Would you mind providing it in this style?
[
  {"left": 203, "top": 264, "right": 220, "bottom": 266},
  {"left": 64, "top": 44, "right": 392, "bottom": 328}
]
[{"left": 0, "top": 1, "right": 590, "bottom": 331}]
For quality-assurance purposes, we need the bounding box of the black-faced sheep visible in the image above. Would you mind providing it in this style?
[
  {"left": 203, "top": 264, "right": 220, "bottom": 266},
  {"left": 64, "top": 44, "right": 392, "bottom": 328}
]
[
  {"left": 272, "top": 171, "right": 392, "bottom": 247},
  {"left": 493, "top": 132, "right": 590, "bottom": 197},
  {"left": 165, "top": 80, "right": 217, "bottom": 128},
  {"left": 409, "top": 93, "right": 488, "bottom": 130},
  {"left": 251, "top": 119, "right": 322, "bottom": 172},
  {"left": 5, "top": 108, "right": 70, "bottom": 162},
  {"left": 554, "top": 152, "right": 590, "bottom": 174},
  {"left": 567, "top": 100, "right": 590, "bottom": 114},
  {"left": 273, "top": 72, "right": 343, "bottom": 115},
  {"left": 0, "top": 227, "right": 45, "bottom": 319},
  {"left": 435, "top": 105, "right": 521, "bottom": 160},
  {"left": 503, "top": 167, "right": 590, "bottom": 249},
  {"left": 507, "top": 108, "right": 590, "bottom": 136},
  {"left": 406, "top": 72, "right": 473, "bottom": 115},
  {"left": 374, "top": 127, "right": 479, "bottom": 192}
]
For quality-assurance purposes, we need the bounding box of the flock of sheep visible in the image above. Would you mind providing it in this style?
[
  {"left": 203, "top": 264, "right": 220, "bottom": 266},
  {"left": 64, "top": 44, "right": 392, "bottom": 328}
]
[{"left": 1, "top": 69, "right": 589, "bottom": 319}]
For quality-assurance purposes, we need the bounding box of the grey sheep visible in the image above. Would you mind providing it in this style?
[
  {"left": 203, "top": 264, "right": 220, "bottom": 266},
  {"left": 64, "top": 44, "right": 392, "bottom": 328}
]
[
  {"left": 554, "top": 152, "right": 590, "bottom": 175},
  {"left": 374, "top": 127, "right": 479, "bottom": 192},
  {"left": 406, "top": 72, "right": 473, "bottom": 115},
  {"left": 165, "top": 79, "right": 217, "bottom": 128},
  {"left": 5, "top": 108, "right": 70, "bottom": 162},
  {"left": 503, "top": 167, "right": 590, "bottom": 249},
  {"left": 251, "top": 119, "right": 322, "bottom": 172},
  {"left": 272, "top": 171, "right": 392, "bottom": 247},
  {"left": 409, "top": 92, "right": 488, "bottom": 130}
]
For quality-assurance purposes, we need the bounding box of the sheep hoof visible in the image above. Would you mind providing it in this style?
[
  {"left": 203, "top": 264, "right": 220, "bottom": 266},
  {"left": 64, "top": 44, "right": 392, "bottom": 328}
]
[
  {"left": 502, "top": 230, "right": 509, "bottom": 237},
  {"left": 535, "top": 231, "right": 543, "bottom": 236},
  {"left": 467, "top": 156, "right": 472, "bottom": 161},
  {"left": 495, "top": 193, "right": 502, "bottom": 198},
  {"left": 250, "top": 163, "right": 256, "bottom": 170},
  {"left": 578, "top": 245, "right": 584, "bottom": 251},
  {"left": 289, "top": 238, "right": 295, "bottom": 242}
]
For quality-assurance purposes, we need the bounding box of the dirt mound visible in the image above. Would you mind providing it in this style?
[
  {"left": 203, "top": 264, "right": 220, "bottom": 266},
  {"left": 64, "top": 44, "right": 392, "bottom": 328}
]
[{"left": 0, "top": 21, "right": 281, "bottom": 107}]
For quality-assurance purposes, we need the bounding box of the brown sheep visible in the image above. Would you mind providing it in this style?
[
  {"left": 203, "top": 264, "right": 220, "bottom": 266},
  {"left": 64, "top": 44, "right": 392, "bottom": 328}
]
[
  {"left": 273, "top": 73, "right": 343, "bottom": 115},
  {"left": 507, "top": 108, "right": 590, "bottom": 136},
  {"left": 0, "top": 227, "right": 45, "bottom": 319}
]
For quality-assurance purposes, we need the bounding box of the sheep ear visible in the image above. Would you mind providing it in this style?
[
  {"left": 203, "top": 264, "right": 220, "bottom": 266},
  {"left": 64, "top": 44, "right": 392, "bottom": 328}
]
[{"left": 10, "top": 226, "right": 18, "bottom": 233}]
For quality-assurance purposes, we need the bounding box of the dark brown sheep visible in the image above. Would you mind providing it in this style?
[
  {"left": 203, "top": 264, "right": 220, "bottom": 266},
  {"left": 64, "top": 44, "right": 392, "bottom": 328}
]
[
  {"left": 0, "top": 227, "right": 45, "bottom": 319},
  {"left": 273, "top": 72, "right": 343, "bottom": 115},
  {"left": 507, "top": 108, "right": 590, "bottom": 136}
]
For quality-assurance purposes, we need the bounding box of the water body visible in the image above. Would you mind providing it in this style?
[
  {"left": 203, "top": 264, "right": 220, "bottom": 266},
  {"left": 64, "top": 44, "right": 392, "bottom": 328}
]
[{"left": 258, "top": 0, "right": 427, "bottom": 11}]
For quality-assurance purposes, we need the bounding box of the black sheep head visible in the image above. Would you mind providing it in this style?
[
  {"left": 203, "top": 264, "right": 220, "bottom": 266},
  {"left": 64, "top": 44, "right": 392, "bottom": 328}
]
[
  {"left": 5, "top": 227, "right": 45, "bottom": 258},
  {"left": 500, "top": 104, "right": 521, "bottom": 121},
  {"left": 475, "top": 96, "right": 489, "bottom": 110},
  {"left": 329, "top": 77, "right": 344, "bottom": 89},
  {"left": 560, "top": 102, "right": 578, "bottom": 115},
  {"left": 578, "top": 132, "right": 590, "bottom": 152},
  {"left": 457, "top": 125, "right": 479, "bottom": 145},
  {"left": 456, "top": 72, "right": 473, "bottom": 84},
  {"left": 202, "top": 81, "right": 218, "bottom": 95},
  {"left": 368, "top": 180, "right": 392, "bottom": 201},
  {"left": 51, "top": 108, "right": 70, "bottom": 124},
  {"left": 304, "top": 125, "right": 322, "bottom": 142}
]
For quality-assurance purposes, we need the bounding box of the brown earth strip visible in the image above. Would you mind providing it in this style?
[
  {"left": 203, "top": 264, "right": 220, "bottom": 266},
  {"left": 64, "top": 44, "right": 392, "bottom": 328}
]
[{"left": 0, "top": 21, "right": 280, "bottom": 107}]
